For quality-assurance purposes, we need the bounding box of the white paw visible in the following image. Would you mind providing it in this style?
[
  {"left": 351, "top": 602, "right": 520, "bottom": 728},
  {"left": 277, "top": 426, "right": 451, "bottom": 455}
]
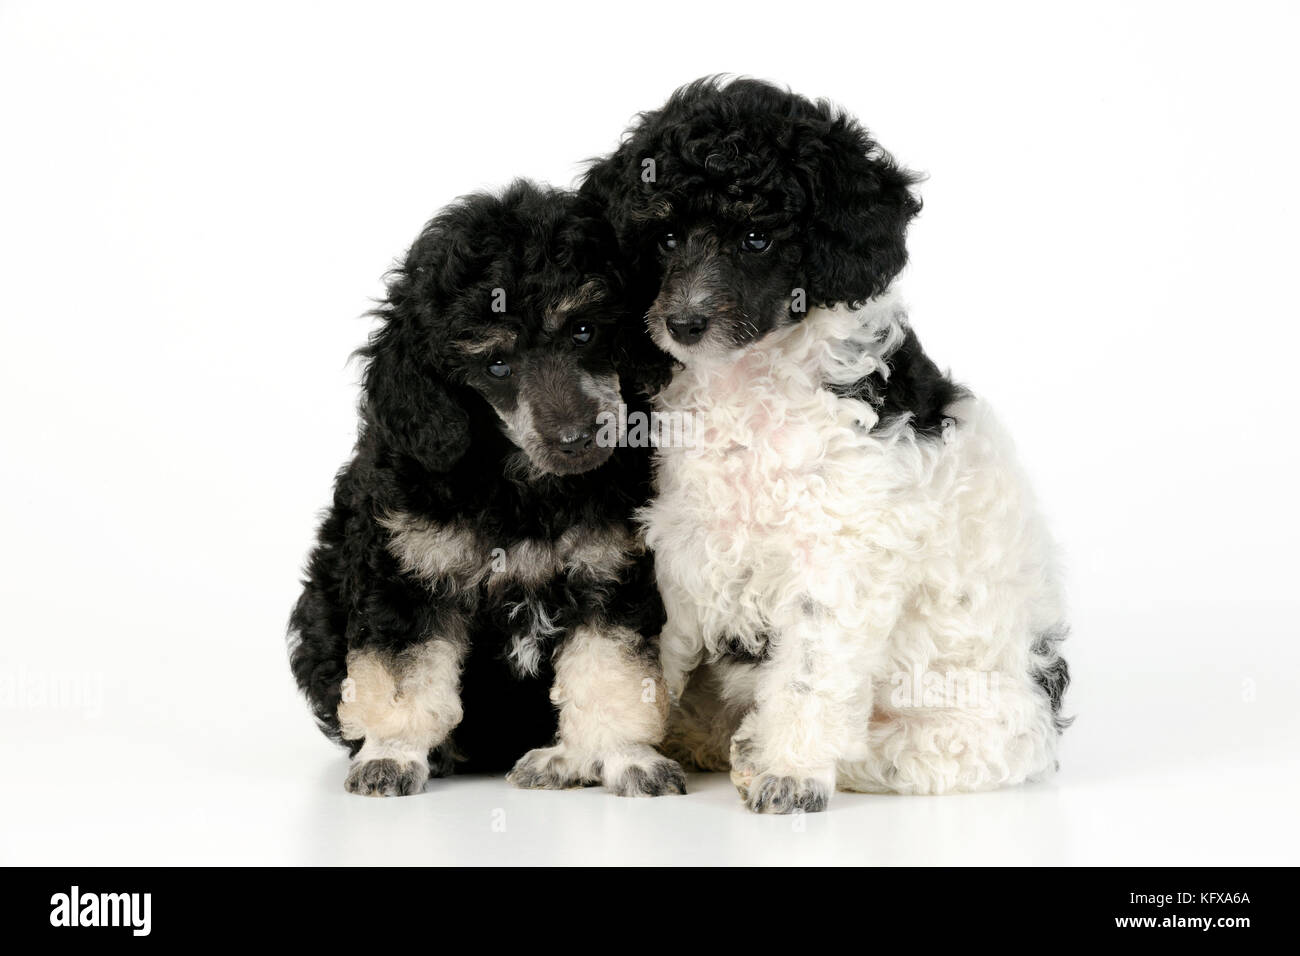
[{"left": 506, "top": 745, "right": 595, "bottom": 790}]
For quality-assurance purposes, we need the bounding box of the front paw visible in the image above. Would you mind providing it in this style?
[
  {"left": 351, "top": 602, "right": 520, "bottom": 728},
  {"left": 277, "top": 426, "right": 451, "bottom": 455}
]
[
  {"left": 744, "top": 772, "right": 831, "bottom": 814},
  {"left": 507, "top": 745, "right": 592, "bottom": 790},
  {"left": 345, "top": 757, "right": 428, "bottom": 797},
  {"left": 607, "top": 755, "right": 687, "bottom": 797}
]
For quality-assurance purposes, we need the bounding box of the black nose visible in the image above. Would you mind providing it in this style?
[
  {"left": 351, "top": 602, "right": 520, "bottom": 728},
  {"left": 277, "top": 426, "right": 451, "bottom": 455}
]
[
  {"left": 555, "top": 424, "right": 594, "bottom": 455},
  {"left": 666, "top": 312, "right": 709, "bottom": 344}
]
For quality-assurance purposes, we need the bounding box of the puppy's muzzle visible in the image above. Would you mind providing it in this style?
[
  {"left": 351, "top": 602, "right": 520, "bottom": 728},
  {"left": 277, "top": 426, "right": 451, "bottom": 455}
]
[
  {"left": 666, "top": 311, "right": 709, "bottom": 345},
  {"left": 542, "top": 413, "right": 611, "bottom": 474},
  {"left": 554, "top": 422, "right": 596, "bottom": 457}
]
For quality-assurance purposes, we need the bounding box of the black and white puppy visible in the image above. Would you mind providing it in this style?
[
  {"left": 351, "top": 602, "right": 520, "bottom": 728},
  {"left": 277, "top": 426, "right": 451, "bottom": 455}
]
[
  {"left": 289, "top": 180, "right": 685, "bottom": 798},
  {"left": 583, "top": 77, "right": 1070, "bottom": 813}
]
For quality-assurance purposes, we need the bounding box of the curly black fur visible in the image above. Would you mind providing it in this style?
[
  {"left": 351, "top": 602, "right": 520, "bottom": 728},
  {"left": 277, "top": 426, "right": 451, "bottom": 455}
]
[
  {"left": 582, "top": 76, "right": 921, "bottom": 306},
  {"left": 830, "top": 326, "right": 967, "bottom": 438},
  {"left": 1031, "top": 625, "right": 1075, "bottom": 734},
  {"left": 288, "top": 181, "right": 669, "bottom": 776},
  {"left": 580, "top": 76, "right": 954, "bottom": 436}
]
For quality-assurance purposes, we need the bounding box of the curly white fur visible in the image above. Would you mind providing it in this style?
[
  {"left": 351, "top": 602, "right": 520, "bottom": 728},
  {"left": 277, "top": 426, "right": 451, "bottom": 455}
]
[{"left": 644, "top": 292, "right": 1067, "bottom": 809}]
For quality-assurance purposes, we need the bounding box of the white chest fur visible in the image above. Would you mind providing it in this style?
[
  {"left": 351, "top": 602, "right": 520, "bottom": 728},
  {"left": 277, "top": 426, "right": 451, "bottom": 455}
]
[{"left": 642, "top": 296, "right": 951, "bottom": 646}]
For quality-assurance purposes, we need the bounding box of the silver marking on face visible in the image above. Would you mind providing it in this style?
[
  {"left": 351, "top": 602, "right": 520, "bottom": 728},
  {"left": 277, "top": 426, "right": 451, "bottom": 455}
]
[
  {"left": 487, "top": 364, "right": 621, "bottom": 476},
  {"left": 451, "top": 328, "right": 517, "bottom": 356},
  {"left": 494, "top": 393, "right": 542, "bottom": 459},
  {"left": 543, "top": 281, "right": 606, "bottom": 332},
  {"left": 646, "top": 239, "right": 741, "bottom": 363},
  {"left": 577, "top": 368, "right": 621, "bottom": 418},
  {"left": 630, "top": 198, "right": 674, "bottom": 224}
]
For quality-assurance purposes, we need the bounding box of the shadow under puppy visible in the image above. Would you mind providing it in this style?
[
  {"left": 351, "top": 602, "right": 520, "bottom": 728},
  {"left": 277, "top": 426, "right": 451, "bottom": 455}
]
[
  {"left": 289, "top": 180, "right": 684, "bottom": 798},
  {"left": 582, "top": 77, "right": 1070, "bottom": 812}
]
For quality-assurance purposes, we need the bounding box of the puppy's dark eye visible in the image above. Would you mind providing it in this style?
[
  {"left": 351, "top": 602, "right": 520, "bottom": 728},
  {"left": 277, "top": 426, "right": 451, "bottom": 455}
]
[
  {"left": 571, "top": 323, "right": 594, "bottom": 346},
  {"left": 486, "top": 360, "right": 511, "bottom": 379},
  {"left": 741, "top": 232, "right": 770, "bottom": 253},
  {"left": 658, "top": 232, "right": 679, "bottom": 252}
]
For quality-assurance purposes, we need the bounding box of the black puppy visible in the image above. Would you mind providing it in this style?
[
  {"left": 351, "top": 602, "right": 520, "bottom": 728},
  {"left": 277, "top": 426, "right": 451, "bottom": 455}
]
[
  {"left": 580, "top": 75, "right": 923, "bottom": 360},
  {"left": 288, "top": 181, "right": 684, "bottom": 798}
]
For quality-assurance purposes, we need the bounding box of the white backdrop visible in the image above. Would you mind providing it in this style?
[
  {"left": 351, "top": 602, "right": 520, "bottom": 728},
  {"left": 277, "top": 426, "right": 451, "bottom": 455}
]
[{"left": 2, "top": 0, "right": 1297, "bottom": 865}]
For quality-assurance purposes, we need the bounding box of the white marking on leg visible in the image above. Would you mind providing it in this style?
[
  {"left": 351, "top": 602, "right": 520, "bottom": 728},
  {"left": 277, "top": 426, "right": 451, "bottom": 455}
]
[
  {"left": 508, "top": 625, "right": 684, "bottom": 796},
  {"left": 338, "top": 637, "right": 464, "bottom": 795}
]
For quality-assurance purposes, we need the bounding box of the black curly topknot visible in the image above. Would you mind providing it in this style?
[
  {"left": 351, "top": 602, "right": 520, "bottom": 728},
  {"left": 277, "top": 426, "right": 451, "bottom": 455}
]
[{"left": 581, "top": 75, "right": 922, "bottom": 310}]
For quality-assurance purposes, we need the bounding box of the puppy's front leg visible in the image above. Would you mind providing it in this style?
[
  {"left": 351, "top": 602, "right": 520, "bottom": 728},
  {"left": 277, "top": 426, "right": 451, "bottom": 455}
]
[
  {"left": 508, "top": 625, "right": 686, "bottom": 797},
  {"left": 730, "top": 604, "right": 877, "bottom": 814},
  {"left": 656, "top": 568, "right": 707, "bottom": 701},
  {"left": 338, "top": 637, "right": 465, "bottom": 797}
]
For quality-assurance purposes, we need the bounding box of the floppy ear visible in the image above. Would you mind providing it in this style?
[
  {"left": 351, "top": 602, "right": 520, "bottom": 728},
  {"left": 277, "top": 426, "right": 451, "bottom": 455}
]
[
  {"left": 360, "top": 306, "right": 471, "bottom": 474},
  {"left": 799, "top": 118, "right": 922, "bottom": 308}
]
